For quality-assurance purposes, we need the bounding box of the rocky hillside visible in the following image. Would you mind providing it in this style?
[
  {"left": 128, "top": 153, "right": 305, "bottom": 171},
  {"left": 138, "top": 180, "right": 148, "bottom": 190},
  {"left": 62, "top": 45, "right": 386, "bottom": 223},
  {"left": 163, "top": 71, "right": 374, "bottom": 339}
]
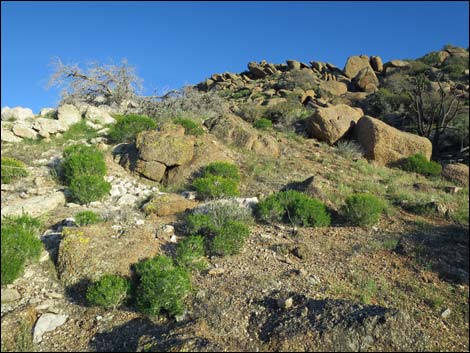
[{"left": 1, "top": 46, "right": 469, "bottom": 352}]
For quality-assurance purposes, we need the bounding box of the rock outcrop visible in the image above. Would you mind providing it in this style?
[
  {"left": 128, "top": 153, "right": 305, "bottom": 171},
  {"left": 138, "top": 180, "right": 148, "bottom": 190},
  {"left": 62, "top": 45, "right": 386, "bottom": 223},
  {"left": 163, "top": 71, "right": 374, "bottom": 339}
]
[{"left": 441, "top": 163, "right": 469, "bottom": 186}]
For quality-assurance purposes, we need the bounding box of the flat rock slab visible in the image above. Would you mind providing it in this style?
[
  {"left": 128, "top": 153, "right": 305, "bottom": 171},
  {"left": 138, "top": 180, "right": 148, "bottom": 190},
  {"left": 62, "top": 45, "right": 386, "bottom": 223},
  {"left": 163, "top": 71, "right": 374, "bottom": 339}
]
[
  {"left": 1, "top": 288, "right": 21, "bottom": 303},
  {"left": 33, "top": 313, "right": 68, "bottom": 343},
  {"left": 1, "top": 191, "right": 66, "bottom": 218}
]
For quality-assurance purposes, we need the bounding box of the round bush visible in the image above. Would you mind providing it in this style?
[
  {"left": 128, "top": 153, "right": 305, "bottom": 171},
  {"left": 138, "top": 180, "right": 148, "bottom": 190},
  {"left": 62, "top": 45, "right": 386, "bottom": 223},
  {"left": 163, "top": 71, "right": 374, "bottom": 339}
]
[
  {"left": 1, "top": 215, "right": 43, "bottom": 285},
  {"left": 253, "top": 118, "right": 273, "bottom": 130},
  {"left": 86, "top": 274, "right": 130, "bottom": 309},
  {"left": 176, "top": 235, "right": 207, "bottom": 271},
  {"left": 108, "top": 114, "right": 157, "bottom": 143},
  {"left": 74, "top": 210, "right": 102, "bottom": 226},
  {"left": 342, "top": 193, "right": 384, "bottom": 226},
  {"left": 256, "top": 193, "right": 286, "bottom": 224},
  {"left": 62, "top": 145, "right": 107, "bottom": 183},
  {"left": 69, "top": 175, "right": 111, "bottom": 204},
  {"left": 210, "top": 221, "right": 250, "bottom": 256},
  {"left": 135, "top": 255, "right": 191, "bottom": 317},
  {"left": 192, "top": 175, "right": 239, "bottom": 199},
  {"left": 173, "top": 117, "right": 204, "bottom": 136},
  {"left": 1, "top": 157, "right": 28, "bottom": 184},
  {"left": 399, "top": 154, "right": 442, "bottom": 177},
  {"left": 202, "top": 162, "right": 240, "bottom": 182}
]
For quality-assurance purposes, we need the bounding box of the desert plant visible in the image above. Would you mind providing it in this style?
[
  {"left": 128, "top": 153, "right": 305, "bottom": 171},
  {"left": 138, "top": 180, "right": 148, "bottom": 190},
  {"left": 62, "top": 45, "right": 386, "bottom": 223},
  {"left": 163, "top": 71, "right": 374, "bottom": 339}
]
[
  {"left": 135, "top": 255, "right": 191, "bottom": 317},
  {"left": 61, "top": 145, "right": 107, "bottom": 183},
  {"left": 107, "top": 114, "right": 156, "bottom": 143},
  {"left": 1, "top": 215, "right": 43, "bottom": 285},
  {"left": 336, "top": 140, "right": 363, "bottom": 159},
  {"left": 69, "top": 175, "right": 111, "bottom": 204},
  {"left": 86, "top": 274, "right": 130, "bottom": 309},
  {"left": 61, "top": 120, "right": 99, "bottom": 141},
  {"left": 175, "top": 235, "right": 208, "bottom": 271},
  {"left": 253, "top": 118, "right": 273, "bottom": 130},
  {"left": 399, "top": 154, "right": 442, "bottom": 176},
  {"left": 209, "top": 220, "right": 250, "bottom": 256},
  {"left": 256, "top": 190, "right": 331, "bottom": 227},
  {"left": 342, "top": 193, "right": 384, "bottom": 226},
  {"left": 201, "top": 162, "right": 240, "bottom": 182},
  {"left": 1, "top": 157, "right": 28, "bottom": 184},
  {"left": 173, "top": 117, "right": 204, "bottom": 136},
  {"left": 192, "top": 175, "right": 239, "bottom": 199},
  {"left": 231, "top": 89, "right": 251, "bottom": 99},
  {"left": 74, "top": 210, "right": 102, "bottom": 226}
]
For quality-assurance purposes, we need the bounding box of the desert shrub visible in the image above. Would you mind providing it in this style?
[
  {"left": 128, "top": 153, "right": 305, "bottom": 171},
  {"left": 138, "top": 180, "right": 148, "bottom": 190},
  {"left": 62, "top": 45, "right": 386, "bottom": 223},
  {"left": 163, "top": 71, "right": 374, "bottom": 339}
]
[
  {"left": 186, "top": 214, "right": 214, "bottom": 235},
  {"left": 201, "top": 162, "right": 240, "bottom": 182},
  {"left": 402, "top": 202, "right": 437, "bottom": 216},
  {"left": 209, "top": 220, "right": 250, "bottom": 256},
  {"left": 336, "top": 140, "right": 363, "bottom": 159},
  {"left": 192, "top": 175, "right": 239, "bottom": 199},
  {"left": 231, "top": 89, "right": 251, "bottom": 99},
  {"left": 173, "top": 117, "right": 204, "bottom": 136},
  {"left": 108, "top": 114, "right": 156, "bottom": 143},
  {"left": 1, "top": 157, "right": 28, "bottom": 184},
  {"left": 175, "top": 235, "right": 207, "bottom": 271},
  {"left": 256, "top": 190, "right": 331, "bottom": 227},
  {"left": 135, "top": 255, "right": 191, "bottom": 317},
  {"left": 253, "top": 118, "right": 273, "bottom": 130},
  {"left": 399, "top": 154, "right": 442, "bottom": 176},
  {"left": 74, "top": 210, "right": 102, "bottom": 226},
  {"left": 61, "top": 120, "right": 99, "bottom": 141},
  {"left": 236, "top": 103, "right": 266, "bottom": 123},
  {"left": 86, "top": 274, "right": 130, "bottom": 309},
  {"left": 264, "top": 100, "right": 311, "bottom": 130},
  {"left": 69, "top": 175, "right": 111, "bottom": 204},
  {"left": 341, "top": 193, "right": 384, "bottom": 226},
  {"left": 418, "top": 52, "right": 442, "bottom": 66},
  {"left": 61, "top": 145, "right": 106, "bottom": 183},
  {"left": 1, "top": 215, "right": 43, "bottom": 285}
]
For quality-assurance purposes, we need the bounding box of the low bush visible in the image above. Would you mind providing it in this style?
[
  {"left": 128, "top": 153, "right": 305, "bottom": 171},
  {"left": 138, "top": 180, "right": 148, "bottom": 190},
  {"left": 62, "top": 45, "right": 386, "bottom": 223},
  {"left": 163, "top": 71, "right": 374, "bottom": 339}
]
[
  {"left": 135, "top": 255, "right": 191, "bottom": 317},
  {"left": 107, "top": 114, "right": 157, "bottom": 143},
  {"left": 86, "top": 274, "right": 130, "bottom": 309},
  {"left": 253, "top": 118, "right": 273, "bottom": 130},
  {"left": 1, "top": 215, "right": 43, "bottom": 285},
  {"left": 231, "top": 89, "right": 251, "bottom": 99},
  {"left": 256, "top": 190, "right": 331, "bottom": 227},
  {"left": 69, "top": 175, "right": 111, "bottom": 204},
  {"left": 201, "top": 162, "right": 240, "bottom": 182},
  {"left": 61, "top": 145, "right": 107, "bottom": 183},
  {"left": 74, "top": 210, "right": 102, "bottom": 226},
  {"left": 341, "top": 193, "right": 384, "bottom": 226},
  {"left": 192, "top": 175, "right": 239, "bottom": 199},
  {"left": 61, "top": 120, "right": 99, "bottom": 141},
  {"left": 210, "top": 220, "right": 250, "bottom": 256},
  {"left": 1, "top": 157, "right": 28, "bottom": 184},
  {"left": 399, "top": 154, "right": 442, "bottom": 177},
  {"left": 173, "top": 117, "right": 204, "bottom": 136},
  {"left": 336, "top": 140, "right": 363, "bottom": 160},
  {"left": 175, "top": 235, "right": 207, "bottom": 271}
]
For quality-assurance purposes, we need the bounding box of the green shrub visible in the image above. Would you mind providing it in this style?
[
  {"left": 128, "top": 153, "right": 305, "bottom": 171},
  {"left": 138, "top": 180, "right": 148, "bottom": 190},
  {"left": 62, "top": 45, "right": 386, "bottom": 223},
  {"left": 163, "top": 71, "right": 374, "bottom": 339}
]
[
  {"left": 186, "top": 213, "right": 214, "bottom": 235},
  {"left": 1, "top": 157, "right": 28, "bottom": 184},
  {"left": 253, "top": 118, "right": 273, "bottom": 130},
  {"left": 69, "top": 175, "right": 111, "bottom": 204},
  {"left": 256, "top": 190, "right": 331, "bottom": 227},
  {"left": 61, "top": 145, "right": 107, "bottom": 183},
  {"left": 402, "top": 202, "right": 437, "bottom": 216},
  {"left": 336, "top": 140, "right": 363, "bottom": 159},
  {"left": 210, "top": 220, "right": 250, "bottom": 256},
  {"left": 61, "top": 120, "right": 99, "bottom": 141},
  {"left": 399, "top": 154, "right": 442, "bottom": 177},
  {"left": 201, "top": 162, "right": 240, "bottom": 182},
  {"left": 192, "top": 175, "right": 239, "bottom": 199},
  {"left": 1, "top": 215, "right": 43, "bottom": 285},
  {"left": 173, "top": 117, "right": 204, "bottom": 136},
  {"left": 74, "top": 210, "right": 102, "bottom": 226},
  {"left": 135, "top": 255, "right": 191, "bottom": 317},
  {"left": 176, "top": 235, "right": 207, "bottom": 271},
  {"left": 86, "top": 274, "right": 130, "bottom": 309},
  {"left": 342, "top": 193, "right": 384, "bottom": 226},
  {"left": 231, "top": 89, "right": 251, "bottom": 99},
  {"left": 108, "top": 114, "right": 157, "bottom": 143}
]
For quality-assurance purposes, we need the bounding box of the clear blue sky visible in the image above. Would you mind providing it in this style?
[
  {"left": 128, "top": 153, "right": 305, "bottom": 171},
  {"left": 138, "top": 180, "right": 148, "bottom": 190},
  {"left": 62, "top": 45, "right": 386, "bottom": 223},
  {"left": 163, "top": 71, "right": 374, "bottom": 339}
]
[{"left": 2, "top": 1, "right": 469, "bottom": 113}]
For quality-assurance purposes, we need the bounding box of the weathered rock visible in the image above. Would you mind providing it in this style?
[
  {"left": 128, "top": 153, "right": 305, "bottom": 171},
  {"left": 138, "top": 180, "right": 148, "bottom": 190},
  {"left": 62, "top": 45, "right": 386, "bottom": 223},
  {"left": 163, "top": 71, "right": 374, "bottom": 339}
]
[
  {"left": 1, "top": 191, "right": 66, "bottom": 218},
  {"left": 301, "top": 90, "right": 317, "bottom": 104},
  {"left": 33, "top": 313, "right": 68, "bottom": 343},
  {"left": 135, "top": 160, "right": 167, "bottom": 182},
  {"left": 1, "top": 106, "right": 34, "bottom": 121},
  {"left": 286, "top": 60, "right": 301, "bottom": 70},
  {"left": 57, "top": 104, "right": 82, "bottom": 126},
  {"left": 84, "top": 106, "right": 116, "bottom": 125},
  {"left": 57, "top": 223, "right": 160, "bottom": 286},
  {"left": 32, "top": 118, "right": 68, "bottom": 135},
  {"left": 306, "top": 104, "right": 364, "bottom": 145},
  {"left": 370, "top": 56, "right": 384, "bottom": 72},
  {"left": 39, "top": 108, "right": 56, "bottom": 117},
  {"left": 262, "top": 97, "right": 288, "bottom": 107},
  {"left": 441, "top": 163, "right": 469, "bottom": 186},
  {"left": 343, "top": 55, "right": 370, "bottom": 79},
  {"left": 353, "top": 67, "right": 379, "bottom": 92},
  {"left": 205, "top": 114, "right": 280, "bottom": 157},
  {"left": 248, "top": 62, "right": 267, "bottom": 79},
  {"left": 1, "top": 129, "right": 23, "bottom": 142},
  {"left": 354, "top": 116, "right": 432, "bottom": 166},
  {"left": 143, "top": 193, "right": 197, "bottom": 216},
  {"left": 319, "top": 81, "right": 348, "bottom": 96},
  {"left": 12, "top": 125, "right": 38, "bottom": 139},
  {"left": 1, "top": 288, "right": 21, "bottom": 303}
]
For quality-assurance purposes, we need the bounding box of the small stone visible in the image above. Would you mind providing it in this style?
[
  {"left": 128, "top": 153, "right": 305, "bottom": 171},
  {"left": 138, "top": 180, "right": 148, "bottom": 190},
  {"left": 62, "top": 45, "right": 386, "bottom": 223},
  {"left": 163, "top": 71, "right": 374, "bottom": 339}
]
[
  {"left": 278, "top": 297, "right": 293, "bottom": 310},
  {"left": 208, "top": 268, "right": 225, "bottom": 276},
  {"left": 1, "top": 288, "right": 21, "bottom": 303},
  {"left": 169, "top": 234, "right": 177, "bottom": 243},
  {"left": 135, "top": 219, "right": 145, "bottom": 226},
  {"left": 47, "top": 292, "right": 63, "bottom": 299},
  {"left": 33, "top": 313, "right": 68, "bottom": 343},
  {"left": 66, "top": 203, "right": 80, "bottom": 208},
  {"left": 441, "top": 308, "right": 451, "bottom": 319}
]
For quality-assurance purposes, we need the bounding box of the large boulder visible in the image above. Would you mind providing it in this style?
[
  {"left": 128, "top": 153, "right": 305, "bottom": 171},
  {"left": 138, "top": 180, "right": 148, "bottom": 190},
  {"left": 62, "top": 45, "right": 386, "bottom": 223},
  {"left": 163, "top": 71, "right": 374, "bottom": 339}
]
[
  {"left": 32, "top": 118, "right": 68, "bottom": 137},
  {"left": 1, "top": 106, "right": 34, "bottom": 121},
  {"left": 205, "top": 114, "right": 280, "bottom": 157},
  {"left": 57, "top": 104, "right": 82, "bottom": 126},
  {"left": 305, "top": 104, "right": 364, "bottom": 145},
  {"left": 84, "top": 105, "right": 116, "bottom": 125},
  {"left": 343, "top": 55, "right": 371, "bottom": 79},
  {"left": 354, "top": 116, "right": 433, "bottom": 166},
  {"left": 12, "top": 124, "right": 39, "bottom": 139},
  {"left": 318, "top": 81, "right": 348, "bottom": 96},
  {"left": 1, "top": 129, "right": 23, "bottom": 142},
  {"left": 370, "top": 56, "right": 384, "bottom": 72},
  {"left": 1, "top": 192, "right": 66, "bottom": 218},
  {"left": 441, "top": 163, "right": 469, "bottom": 186},
  {"left": 143, "top": 193, "right": 197, "bottom": 216},
  {"left": 248, "top": 62, "right": 268, "bottom": 79},
  {"left": 353, "top": 67, "right": 379, "bottom": 93}
]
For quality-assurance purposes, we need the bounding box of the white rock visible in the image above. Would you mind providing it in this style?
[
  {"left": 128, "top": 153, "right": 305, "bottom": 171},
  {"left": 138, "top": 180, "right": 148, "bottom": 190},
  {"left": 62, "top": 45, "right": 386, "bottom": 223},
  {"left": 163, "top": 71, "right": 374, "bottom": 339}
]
[
  {"left": 1, "top": 288, "right": 21, "bottom": 303},
  {"left": 57, "top": 104, "right": 82, "bottom": 126},
  {"left": 1, "top": 106, "right": 34, "bottom": 121},
  {"left": 117, "top": 194, "right": 138, "bottom": 206},
  {"left": 85, "top": 106, "right": 116, "bottom": 125},
  {"left": 1, "top": 129, "right": 22, "bottom": 142},
  {"left": 32, "top": 118, "right": 68, "bottom": 135},
  {"left": 33, "top": 313, "right": 68, "bottom": 343},
  {"left": 441, "top": 308, "right": 452, "bottom": 319},
  {"left": 39, "top": 108, "right": 56, "bottom": 116},
  {"left": 1, "top": 191, "right": 66, "bottom": 218},
  {"left": 12, "top": 125, "right": 38, "bottom": 139}
]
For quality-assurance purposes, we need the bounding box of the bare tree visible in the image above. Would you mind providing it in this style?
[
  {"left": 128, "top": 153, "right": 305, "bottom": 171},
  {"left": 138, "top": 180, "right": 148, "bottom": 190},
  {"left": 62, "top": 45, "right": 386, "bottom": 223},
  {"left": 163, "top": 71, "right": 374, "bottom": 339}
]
[
  {"left": 406, "top": 74, "right": 467, "bottom": 156},
  {"left": 48, "top": 57, "right": 144, "bottom": 106}
]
